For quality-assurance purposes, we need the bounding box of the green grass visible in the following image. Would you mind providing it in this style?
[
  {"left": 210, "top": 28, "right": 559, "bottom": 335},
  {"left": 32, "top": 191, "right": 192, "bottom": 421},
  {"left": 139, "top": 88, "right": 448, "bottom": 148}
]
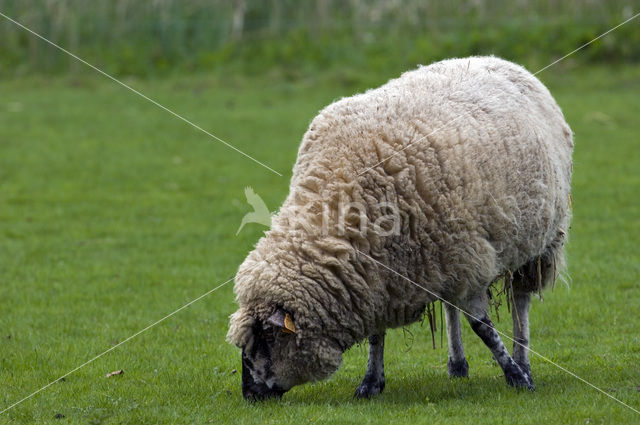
[{"left": 1, "top": 64, "right": 639, "bottom": 424}]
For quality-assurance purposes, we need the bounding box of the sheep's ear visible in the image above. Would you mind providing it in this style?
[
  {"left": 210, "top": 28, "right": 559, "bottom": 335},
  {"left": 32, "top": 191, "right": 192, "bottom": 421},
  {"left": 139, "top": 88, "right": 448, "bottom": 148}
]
[{"left": 267, "top": 308, "right": 296, "bottom": 334}]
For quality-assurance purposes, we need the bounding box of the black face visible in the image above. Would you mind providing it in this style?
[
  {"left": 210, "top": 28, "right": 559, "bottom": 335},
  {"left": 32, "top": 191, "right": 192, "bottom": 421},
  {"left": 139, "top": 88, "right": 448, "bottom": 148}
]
[
  {"left": 241, "top": 354, "right": 285, "bottom": 400},
  {"left": 241, "top": 320, "right": 287, "bottom": 400}
]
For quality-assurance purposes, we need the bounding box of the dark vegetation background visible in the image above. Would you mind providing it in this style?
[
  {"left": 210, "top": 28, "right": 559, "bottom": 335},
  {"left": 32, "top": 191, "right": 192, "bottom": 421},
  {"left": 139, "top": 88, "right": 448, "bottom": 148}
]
[{"left": 1, "top": 0, "right": 639, "bottom": 79}]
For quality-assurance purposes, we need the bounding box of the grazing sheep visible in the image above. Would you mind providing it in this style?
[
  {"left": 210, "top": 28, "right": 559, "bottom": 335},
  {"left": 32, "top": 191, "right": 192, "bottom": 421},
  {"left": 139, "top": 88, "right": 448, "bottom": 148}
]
[{"left": 227, "top": 56, "right": 573, "bottom": 400}]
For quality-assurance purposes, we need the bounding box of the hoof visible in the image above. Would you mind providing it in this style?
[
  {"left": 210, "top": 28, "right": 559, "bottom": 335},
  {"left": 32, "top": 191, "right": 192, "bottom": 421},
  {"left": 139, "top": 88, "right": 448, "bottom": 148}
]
[
  {"left": 354, "top": 377, "right": 385, "bottom": 399},
  {"left": 447, "top": 357, "right": 469, "bottom": 378},
  {"left": 505, "top": 365, "right": 535, "bottom": 390}
]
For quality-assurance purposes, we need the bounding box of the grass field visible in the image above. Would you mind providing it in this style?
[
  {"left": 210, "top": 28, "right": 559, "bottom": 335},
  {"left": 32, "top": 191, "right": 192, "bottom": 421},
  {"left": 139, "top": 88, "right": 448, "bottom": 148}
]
[{"left": 1, "top": 64, "right": 639, "bottom": 424}]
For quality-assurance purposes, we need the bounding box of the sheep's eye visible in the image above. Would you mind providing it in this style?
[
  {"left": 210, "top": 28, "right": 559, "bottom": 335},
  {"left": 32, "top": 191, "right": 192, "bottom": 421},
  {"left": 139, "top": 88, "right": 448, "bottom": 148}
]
[{"left": 261, "top": 326, "right": 276, "bottom": 344}]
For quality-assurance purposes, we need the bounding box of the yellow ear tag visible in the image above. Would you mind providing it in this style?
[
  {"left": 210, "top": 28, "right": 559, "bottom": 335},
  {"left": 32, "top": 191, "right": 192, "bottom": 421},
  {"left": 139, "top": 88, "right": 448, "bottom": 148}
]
[{"left": 283, "top": 313, "right": 296, "bottom": 334}]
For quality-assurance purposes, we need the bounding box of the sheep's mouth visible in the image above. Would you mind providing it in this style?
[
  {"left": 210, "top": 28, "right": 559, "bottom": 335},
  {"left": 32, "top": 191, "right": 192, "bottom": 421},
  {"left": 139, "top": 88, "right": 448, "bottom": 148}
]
[{"left": 241, "top": 357, "right": 286, "bottom": 401}]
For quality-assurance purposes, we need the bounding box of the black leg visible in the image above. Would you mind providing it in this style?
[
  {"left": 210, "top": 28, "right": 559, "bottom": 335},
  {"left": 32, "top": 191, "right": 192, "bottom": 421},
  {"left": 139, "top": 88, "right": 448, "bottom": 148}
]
[
  {"left": 444, "top": 304, "right": 469, "bottom": 377},
  {"left": 354, "top": 333, "right": 386, "bottom": 398},
  {"left": 512, "top": 291, "right": 532, "bottom": 379},
  {"left": 465, "top": 310, "right": 534, "bottom": 390}
]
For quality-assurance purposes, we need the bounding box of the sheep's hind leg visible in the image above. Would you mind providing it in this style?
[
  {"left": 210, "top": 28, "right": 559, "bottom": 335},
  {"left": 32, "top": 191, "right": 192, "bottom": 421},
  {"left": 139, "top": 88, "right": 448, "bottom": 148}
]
[
  {"left": 444, "top": 304, "right": 469, "bottom": 377},
  {"left": 354, "top": 333, "right": 385, "bottom": 398},
  {"left": 512, "top": 291, "right": 532, "bottom": 380},
  {"left": 464, "top": 298, "right": 534, "bottom": 390}
]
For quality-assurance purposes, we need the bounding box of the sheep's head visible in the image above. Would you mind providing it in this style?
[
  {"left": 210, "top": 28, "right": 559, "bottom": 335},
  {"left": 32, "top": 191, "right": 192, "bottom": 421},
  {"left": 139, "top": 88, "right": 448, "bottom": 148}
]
[{"left": 227, "top": 306, "right": 343, "bottom": 400}]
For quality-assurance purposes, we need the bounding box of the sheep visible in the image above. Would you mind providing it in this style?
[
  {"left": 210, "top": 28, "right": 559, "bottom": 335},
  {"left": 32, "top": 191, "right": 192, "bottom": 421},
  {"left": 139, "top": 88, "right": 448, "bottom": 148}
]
[{"left": 227, "top": 56, "right": 573, "bottom": 400}]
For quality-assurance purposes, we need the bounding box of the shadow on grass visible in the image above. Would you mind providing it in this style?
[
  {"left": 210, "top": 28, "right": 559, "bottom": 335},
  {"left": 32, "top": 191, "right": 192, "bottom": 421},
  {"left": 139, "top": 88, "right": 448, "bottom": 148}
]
[{"left": 282, "top": 371, "right": 571, "bottom": 406}]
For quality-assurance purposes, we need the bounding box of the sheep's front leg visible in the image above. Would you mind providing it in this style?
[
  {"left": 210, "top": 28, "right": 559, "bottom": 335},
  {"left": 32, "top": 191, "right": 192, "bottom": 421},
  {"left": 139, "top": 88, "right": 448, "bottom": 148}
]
[
  {"left": 512, "top": 291, "right": 532, "bottom": 379},
  {"left": 464, "top": 303, "right": 534, "bottom": 390},
  {"left": 354, "top": 333, "right": 385, "bottom": 398},
  {"left": 444, "top": 304, "right": 469, "bottom": 377}
]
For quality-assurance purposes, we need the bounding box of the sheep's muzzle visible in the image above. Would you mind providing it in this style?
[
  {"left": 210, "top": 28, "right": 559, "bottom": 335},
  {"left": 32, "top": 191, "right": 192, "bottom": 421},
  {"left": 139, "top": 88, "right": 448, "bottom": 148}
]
[{"left": 241, "top": 357, "right": 285, "bottom": 401}]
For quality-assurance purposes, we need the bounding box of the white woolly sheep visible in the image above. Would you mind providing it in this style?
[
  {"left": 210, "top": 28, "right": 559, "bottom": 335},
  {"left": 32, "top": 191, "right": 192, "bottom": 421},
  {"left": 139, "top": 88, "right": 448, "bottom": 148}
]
[{"left": 227, "top": 56, "right": 573, "bottom": 400}]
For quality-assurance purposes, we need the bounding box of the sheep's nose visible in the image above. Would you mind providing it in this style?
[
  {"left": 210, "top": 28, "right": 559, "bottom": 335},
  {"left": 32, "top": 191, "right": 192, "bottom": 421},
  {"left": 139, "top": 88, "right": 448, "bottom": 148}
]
[
  {"left": 242, "top": 384, "right": 285, "bottom": 401},
  {"left": 242, "top": 377, "right": 285, "bottom": 401}
]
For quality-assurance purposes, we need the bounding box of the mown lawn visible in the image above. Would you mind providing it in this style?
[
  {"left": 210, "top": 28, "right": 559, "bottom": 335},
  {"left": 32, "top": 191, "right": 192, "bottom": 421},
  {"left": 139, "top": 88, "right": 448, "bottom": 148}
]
[{"left": 1, "top": 64, "right": 639, "bottom": 424}]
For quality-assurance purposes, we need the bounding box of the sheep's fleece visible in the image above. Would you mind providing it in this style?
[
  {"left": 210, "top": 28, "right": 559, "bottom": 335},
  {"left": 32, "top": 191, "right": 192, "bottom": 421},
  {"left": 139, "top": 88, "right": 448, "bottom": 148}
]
[{"left": 227, "top": 56, "right": 573, "bottom": 398}]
